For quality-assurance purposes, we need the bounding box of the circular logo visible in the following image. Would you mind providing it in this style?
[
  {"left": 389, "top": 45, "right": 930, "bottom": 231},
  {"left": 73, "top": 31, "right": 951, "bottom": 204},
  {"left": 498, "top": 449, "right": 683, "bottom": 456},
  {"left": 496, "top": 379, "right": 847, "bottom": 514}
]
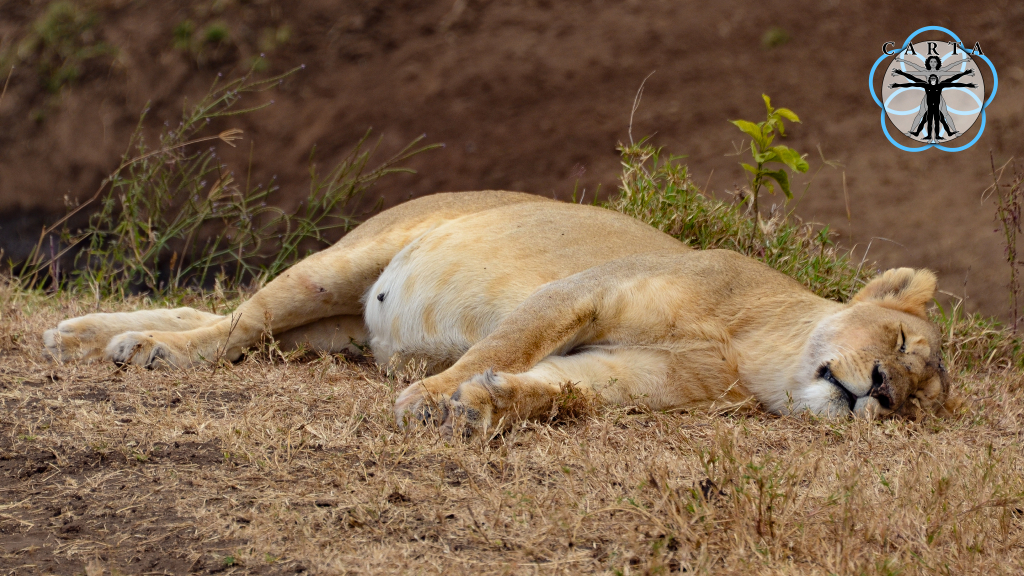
[{"left": 881, "top": 42, "right": 984, "bottom": 144}]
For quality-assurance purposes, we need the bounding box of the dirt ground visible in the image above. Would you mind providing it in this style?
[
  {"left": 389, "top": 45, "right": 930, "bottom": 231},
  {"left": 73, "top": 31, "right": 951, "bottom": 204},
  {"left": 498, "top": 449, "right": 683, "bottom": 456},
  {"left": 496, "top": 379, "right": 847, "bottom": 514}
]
[
  {"left": 1, "top": 289, "right": 1023, "bottom": 575},
  {"left": 0, "top": 0, "right": 1023, "bottom": 318}
]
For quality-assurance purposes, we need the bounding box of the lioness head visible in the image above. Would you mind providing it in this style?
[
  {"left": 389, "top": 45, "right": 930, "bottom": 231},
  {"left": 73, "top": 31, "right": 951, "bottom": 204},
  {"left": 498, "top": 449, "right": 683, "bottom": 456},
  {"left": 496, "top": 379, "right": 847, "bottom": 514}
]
[{"left": 797, "top": 268, "right": 951, "bottom": 419}]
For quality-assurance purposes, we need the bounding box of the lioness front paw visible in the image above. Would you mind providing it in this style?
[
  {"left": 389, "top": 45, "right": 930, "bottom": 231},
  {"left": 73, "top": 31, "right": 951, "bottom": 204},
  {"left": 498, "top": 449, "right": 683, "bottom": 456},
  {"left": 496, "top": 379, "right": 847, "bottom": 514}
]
[
  {"left": 441, "top": 371, "right": 502, "bottom": 438},
  {"left": 105, "top": 332, "right": 179, "bottom": 369},
  {"left": 394, "top": 382, "right": 449, "bottom": 429}
]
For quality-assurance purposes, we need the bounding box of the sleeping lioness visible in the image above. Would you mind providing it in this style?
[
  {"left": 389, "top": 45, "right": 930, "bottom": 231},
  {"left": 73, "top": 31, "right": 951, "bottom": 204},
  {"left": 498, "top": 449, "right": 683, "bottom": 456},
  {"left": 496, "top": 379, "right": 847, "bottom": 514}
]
[{"left": 43, "top": 191, "right": 951, "bottom": 433}]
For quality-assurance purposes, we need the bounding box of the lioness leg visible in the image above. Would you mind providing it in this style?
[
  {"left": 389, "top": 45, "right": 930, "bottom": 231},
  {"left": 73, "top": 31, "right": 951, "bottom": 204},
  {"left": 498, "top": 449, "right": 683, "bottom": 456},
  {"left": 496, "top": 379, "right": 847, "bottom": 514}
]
[
  {"left": 103, "top": 245, "right": 389, "bottom": 367},
  {"left": 43, "top": 308, "right": 222, "bottom": 362},
  {"left": 41, "top": 237, "right": 385, "bottom": 367},
  {"left": 46, "top": 308, "right": 367, "bottom": 363},
  {"left": 438, "top": 345, "right": 747, "bottom": 435},
  {"left": 438, "top": 347, "right": 666, "bottom": 434},
  {"left": 393, "top": 277, "right": 603, "bottom": 423},
  {"left": 274, "top": 315, "right": 368, "bottom": 355}
]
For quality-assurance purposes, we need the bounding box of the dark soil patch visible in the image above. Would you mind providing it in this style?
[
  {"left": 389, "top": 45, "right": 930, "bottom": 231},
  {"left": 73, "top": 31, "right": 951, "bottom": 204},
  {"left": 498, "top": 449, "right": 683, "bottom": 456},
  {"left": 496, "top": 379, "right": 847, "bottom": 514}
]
[
  {"left": 71, "top": 387, "right": 110, "bottom": 402},
  {"left": 0, "top": 433, "right": 241, "bottom": 574},
  {"left": 150, "top": 440, "right": 226, "bottom": 466}
]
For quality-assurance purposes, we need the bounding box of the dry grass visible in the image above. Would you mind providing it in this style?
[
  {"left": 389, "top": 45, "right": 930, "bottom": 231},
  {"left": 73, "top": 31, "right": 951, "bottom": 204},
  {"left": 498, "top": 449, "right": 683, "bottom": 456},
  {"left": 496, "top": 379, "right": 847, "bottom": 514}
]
[{"left": 2, "top": 287, "right": 1024, "bottom": 575}]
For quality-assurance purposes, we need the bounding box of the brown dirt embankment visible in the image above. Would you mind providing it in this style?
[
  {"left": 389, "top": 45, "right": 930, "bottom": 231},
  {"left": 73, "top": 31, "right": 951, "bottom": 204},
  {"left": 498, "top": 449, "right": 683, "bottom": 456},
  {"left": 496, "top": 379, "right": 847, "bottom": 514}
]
[{"left": 1, "top": 1, "right": 1023, "bottom": 317}]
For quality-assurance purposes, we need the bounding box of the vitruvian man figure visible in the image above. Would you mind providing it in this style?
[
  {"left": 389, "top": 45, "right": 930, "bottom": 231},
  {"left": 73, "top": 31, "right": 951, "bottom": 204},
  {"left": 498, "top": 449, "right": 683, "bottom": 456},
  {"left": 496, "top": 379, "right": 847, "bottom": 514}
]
[{"left": 889, "top": 55, "right": 976, "bottom": 141}]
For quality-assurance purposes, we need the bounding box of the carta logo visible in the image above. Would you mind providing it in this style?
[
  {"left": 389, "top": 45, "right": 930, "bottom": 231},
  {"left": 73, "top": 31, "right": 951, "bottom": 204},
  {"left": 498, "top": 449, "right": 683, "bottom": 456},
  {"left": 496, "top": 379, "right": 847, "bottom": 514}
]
[{"left": 870, "top": 26, "right": 997, "bottom": 152}]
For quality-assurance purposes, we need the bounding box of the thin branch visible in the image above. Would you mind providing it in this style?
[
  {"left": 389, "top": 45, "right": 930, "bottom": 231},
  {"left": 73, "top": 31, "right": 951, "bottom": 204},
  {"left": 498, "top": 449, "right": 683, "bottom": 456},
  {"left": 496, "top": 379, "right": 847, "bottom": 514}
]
[
  {"left": 628, "top": 71, "right": 656, "bottom": 145},
  {"left": 0, "top": 65, "right": 12, "bottom": 109}
]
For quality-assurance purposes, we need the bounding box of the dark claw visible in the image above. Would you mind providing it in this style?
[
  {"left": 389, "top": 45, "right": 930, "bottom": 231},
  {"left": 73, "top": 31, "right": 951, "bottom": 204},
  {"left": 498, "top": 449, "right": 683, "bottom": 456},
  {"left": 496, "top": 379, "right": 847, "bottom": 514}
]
[
  {"left": 440, "top": 402, "right": 479, "bottom": 439},
  {"left": 412, "top": 401, "right": 448, "bottom": 427},
  {"left": 145, "top": 347, "right": 167, "bottom": 370}
]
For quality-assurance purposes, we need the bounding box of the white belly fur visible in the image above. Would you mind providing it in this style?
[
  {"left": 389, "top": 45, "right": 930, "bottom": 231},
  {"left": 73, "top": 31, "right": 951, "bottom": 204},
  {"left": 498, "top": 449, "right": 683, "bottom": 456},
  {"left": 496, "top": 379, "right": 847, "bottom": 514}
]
[{"left": 364, "top": 230, "right": 532, "bottom": 373}]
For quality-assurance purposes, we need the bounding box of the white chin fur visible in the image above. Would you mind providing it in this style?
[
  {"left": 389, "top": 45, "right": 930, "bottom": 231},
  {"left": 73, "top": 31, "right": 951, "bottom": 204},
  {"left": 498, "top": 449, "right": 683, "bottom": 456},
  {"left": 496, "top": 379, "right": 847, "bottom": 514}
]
[
  {"left": 776, "top": 381, "right": 852, "bottom": 417},
  {"left": 853, "top": 396, "right": 883, "bottom": 420}
]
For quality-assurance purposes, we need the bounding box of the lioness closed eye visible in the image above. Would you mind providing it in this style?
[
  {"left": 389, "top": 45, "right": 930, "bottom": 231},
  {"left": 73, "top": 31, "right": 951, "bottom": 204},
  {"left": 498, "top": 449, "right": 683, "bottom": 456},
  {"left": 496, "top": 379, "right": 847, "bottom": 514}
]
[{"left": 44, "top": 191, "right": 952, "bottom": 433}]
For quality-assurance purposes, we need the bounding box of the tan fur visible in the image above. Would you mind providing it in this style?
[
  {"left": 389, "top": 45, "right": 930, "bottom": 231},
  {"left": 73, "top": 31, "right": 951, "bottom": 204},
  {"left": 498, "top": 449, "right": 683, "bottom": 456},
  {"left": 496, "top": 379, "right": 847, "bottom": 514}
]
[
  {"left": 850, "top": 267, "right": 938, "bottom": 319},
  {"left": 42, "top": 191, "right": 951, "bottom": 434}
]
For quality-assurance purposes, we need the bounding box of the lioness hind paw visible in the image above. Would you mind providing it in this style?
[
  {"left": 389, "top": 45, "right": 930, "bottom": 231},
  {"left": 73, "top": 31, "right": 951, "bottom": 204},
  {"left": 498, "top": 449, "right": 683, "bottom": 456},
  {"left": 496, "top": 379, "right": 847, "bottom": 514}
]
[
  {"left": 441, "top": 377, "right": 498, "bottom": 437},
  {"left": 43, "top": 323, "right": 101, "bottom": 363},
  {"left": 42, "top": 328, "right": 74, "bottom": 362},
  {"left": 105, "top": 332, "right": 175, "bottom": 369}
]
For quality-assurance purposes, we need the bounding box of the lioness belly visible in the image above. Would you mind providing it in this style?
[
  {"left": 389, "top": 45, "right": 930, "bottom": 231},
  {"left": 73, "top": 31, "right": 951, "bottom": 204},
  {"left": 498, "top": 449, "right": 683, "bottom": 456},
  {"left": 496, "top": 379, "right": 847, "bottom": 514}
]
[
  {"left": 363, "top": 230, "right": 535, "bottom": 373},
  {"left": 362, "top": 201, "right": 689, "bottom": 373}
]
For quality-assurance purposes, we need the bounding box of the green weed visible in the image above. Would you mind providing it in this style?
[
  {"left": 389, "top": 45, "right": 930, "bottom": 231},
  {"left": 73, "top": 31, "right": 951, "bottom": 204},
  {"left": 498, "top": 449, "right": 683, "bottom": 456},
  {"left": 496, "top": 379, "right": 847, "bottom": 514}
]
[
  {"left": 259, "top": 25, "right": 292, "bottom": 53},
  {"left": 202, "top": 22, "right": 229, "bottom": 44},
  {"left": 985, "top": 156, "right": 1023, "bottom": 331},
  {"left": 17, "top": 68, "right": 437, "bottom": 298},
  {"left": 172, "top": 20, "right": 196, "bottom": 51},
  {"left": 762, "top": 27, "right": 790, "bottom": 49},
  {"left": 935, "top": 297, "right": 1023, "bottom": 371},
  {"left": 172, "top": 19, "right": 234, "bottom": 66},
  {"left": 1, "top": 1, "right": 116, "bottom": 93}
]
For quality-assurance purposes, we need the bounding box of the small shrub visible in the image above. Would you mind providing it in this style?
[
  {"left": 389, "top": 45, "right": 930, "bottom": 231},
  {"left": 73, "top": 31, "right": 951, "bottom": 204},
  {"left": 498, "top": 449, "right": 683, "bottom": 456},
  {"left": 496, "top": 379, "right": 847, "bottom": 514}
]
[
  {"left": 202, "top": 22, "right": 230, "bottom": 45},
  {"left": 548, "top": 382, "right": 600, "bottom": 425},
  {"left": 985, "top": 155, "right": 1024, "bottom": 331},
  {"left": 935, "top": 297, "right": 1023, "bottom": 371},
  {"left": 258, "top": 25, "right": 292, "bottom": 53},
  {"left": 729, "top": 94, "right": 809, "bottom": 218},
  {"left": 761, "top": 27, "right": 790, "bottom": 49},
  {"left": 172, "top": 20, "right": 196, "bottom": 51},
  {"left": 172, "top": 19, "right": 235, "bottom": 66}
]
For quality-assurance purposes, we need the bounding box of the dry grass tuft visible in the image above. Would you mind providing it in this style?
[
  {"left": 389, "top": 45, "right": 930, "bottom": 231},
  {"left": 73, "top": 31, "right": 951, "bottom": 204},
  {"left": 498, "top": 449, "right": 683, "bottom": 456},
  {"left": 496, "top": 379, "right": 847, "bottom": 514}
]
[
  {"left": 547, "top": 382, "right": 601, "bottom": 426},
  {"left": 2, "top": 290, "right": 1024, "bottom": 574}
]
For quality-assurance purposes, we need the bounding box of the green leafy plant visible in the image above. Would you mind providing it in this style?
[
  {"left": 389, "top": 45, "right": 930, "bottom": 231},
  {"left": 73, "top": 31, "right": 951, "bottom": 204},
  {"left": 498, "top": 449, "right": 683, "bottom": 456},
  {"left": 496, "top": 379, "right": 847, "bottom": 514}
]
[
  {"left": 251, "top": 24, "right": 292, "bottom": 71},
  {"left": 17, "top": 68, "right": 437, "bottom": 297},
  {"left": 761, "top": 27, "right": 790, "bottom": 49},
  {"left": 259, "top": 25, "right": 292, "bottom": 53},
  {"left": 172, "top": 20, "right": 196, "bottom": 51},
  {"left": 730, "top": 95, "right": 809, "bottom": 218},
  {"left": 202, "top": 22, "right": 229, "bottom": 44}
]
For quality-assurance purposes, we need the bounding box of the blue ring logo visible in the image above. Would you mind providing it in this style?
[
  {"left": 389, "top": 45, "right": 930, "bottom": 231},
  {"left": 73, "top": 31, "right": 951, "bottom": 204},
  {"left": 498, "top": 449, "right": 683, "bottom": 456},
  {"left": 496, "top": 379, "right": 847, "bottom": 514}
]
[{"left": 869, "top": 26, "right": 998, "bottom": 152}]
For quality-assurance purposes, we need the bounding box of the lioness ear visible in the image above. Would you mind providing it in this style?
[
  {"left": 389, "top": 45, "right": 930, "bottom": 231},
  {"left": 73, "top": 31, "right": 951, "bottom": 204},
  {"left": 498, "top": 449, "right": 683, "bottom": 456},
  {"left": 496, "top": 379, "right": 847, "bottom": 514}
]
[{"left": 851, "top": 268, "right": 936, "bottom": 318}]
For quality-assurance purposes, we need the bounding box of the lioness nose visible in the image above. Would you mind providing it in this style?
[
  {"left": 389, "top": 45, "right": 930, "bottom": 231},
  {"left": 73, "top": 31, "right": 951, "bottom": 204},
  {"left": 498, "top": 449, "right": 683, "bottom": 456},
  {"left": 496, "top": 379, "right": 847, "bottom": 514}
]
[{"left": 869, "top": 364, "right": 893, "bottom": 409}]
